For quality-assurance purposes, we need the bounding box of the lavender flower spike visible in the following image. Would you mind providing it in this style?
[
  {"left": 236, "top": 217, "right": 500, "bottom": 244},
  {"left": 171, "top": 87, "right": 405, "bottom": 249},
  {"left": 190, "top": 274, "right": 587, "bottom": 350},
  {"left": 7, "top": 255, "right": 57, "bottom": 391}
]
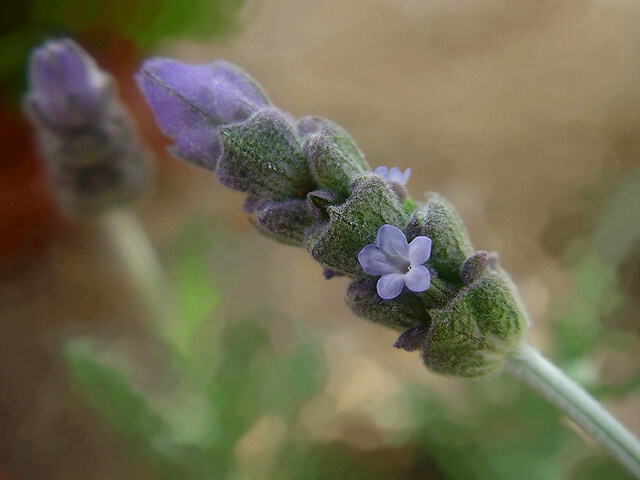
[
  {"left": 375, "top": 166, "right": 411, "bottom": 185},
  {"left": 358, "top": 224, "right": 432, "bottom": 300},
  {"left": 24, "top": 38, "right": 150, "bottom": 216},
  {"left": 136, "top": 58, "right": 271, "bottom": 170}
]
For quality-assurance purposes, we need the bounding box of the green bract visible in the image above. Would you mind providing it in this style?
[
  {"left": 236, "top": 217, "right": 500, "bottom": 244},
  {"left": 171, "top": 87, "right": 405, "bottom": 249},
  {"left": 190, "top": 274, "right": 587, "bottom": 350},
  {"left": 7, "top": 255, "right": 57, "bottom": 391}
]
[
  {"left": 304, "top": 173, "right": 408, "bottom": 276},
  {"left": 217, "top": 109, "right": 314, "bottom": 199},
  {"left": 423, "top": 268, "right": 528, "bottom": 377},
  {"left": 406, "top": 193, "right": 474, "bottom": 287},
  {"left": 303, "top": 117, "right": 369, "bottom": 198},
  {"left": 346, "top": 277, "right": 432, "bottom": 331}
]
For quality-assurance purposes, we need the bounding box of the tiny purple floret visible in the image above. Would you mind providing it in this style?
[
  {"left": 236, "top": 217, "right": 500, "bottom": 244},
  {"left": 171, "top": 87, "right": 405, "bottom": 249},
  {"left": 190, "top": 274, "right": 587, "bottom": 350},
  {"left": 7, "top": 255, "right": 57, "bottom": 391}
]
[
  {"left": 375, "top": 166, "right": 411, "bottom": 186},
  {"left": 358, "top": 224, "right": 432, "bottom": 300},
  {"left": 135, "top": 58, "right": 271, "bottom": 170}
]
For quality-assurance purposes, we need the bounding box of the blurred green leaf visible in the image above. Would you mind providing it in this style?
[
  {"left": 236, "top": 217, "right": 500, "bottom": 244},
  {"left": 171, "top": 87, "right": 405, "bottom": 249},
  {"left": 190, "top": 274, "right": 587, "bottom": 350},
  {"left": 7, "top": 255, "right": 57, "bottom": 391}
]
[
  {"left": 169, "top": 227, "right": 221, "bottom": 365},
  {"left": 65, "top": 340, "right": 163, "bottom": 439}
]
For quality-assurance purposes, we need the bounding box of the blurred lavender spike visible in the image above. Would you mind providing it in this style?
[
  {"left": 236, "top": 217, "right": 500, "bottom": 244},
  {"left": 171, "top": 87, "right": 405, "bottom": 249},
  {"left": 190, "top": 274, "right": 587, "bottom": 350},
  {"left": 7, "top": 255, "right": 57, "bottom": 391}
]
[
  {"left": 23, "top": 38, "right": 150, "bottom": 217},
  {"left": 136, "top": 58, "right": 271, "bottom": 170}
]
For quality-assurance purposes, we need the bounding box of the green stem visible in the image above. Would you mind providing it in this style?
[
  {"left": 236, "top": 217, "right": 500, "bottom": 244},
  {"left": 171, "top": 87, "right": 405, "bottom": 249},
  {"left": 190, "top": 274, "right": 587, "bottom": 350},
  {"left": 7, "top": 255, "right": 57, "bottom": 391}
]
[
  {"left": 100, "top": 210, "right": 181, "bottom": 349},
  {"left": 505, "top": 343, "right": 640, "bottom": 478}
]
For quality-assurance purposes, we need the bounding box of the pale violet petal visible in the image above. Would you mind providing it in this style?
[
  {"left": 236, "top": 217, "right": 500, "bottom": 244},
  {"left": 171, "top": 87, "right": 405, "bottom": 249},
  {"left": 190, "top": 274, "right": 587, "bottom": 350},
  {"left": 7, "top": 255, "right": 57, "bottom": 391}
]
[
  {"left": 374, "top": 166, "right": 388, "bottom": 178},
  {"left": 404, "top": 265, "right": 431, "bottom": 292},
  {"left": 408, "top": 236, "right": 432, "bottom": 265},
  {"left": 388, "top": 167, "right": 403, "bottom": 183},
  {"left": 400, "top": 167, "right": 411, "bottom": 185},
  {"left": 376, "top": 224, "right": 409, "bottom": 260},
  {"left": 376, "top": 273, "right": 406, "bottom": 299},
  {"left": 358, "top": 245, "right": 399, "bottom": 275}
]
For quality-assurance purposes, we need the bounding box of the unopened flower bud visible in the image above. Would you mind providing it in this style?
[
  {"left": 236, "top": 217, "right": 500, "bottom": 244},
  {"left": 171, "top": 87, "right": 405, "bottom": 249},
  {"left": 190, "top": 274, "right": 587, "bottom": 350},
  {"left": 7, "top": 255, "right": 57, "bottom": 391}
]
[
  {"left": 394, "top": 324, "right": 432, "bottom": 352},
  {"left": 251, "top": 198, "right": 313, "bottom": 246},
  {"left": 24, "top": 38, "right": 149, "bottom": 217},
  {"left": 461, "top": 251, "right": 492, "bottom": 285},
  {"left": 346, "top": 277, "right": 431, "bottom": 330},
  {"left": 136, "top": 58, "right": 270, "bottom": 170}
]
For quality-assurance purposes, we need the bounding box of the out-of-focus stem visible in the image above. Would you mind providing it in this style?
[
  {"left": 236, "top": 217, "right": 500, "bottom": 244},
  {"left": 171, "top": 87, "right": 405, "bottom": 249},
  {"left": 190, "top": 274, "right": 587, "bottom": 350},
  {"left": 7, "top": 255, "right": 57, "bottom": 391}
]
[
  {"left": 506, "top": 343, "right": 640, "bottom": 479},
  {"left": 100, "top": 210, "right": 181, "bottom": 351}
]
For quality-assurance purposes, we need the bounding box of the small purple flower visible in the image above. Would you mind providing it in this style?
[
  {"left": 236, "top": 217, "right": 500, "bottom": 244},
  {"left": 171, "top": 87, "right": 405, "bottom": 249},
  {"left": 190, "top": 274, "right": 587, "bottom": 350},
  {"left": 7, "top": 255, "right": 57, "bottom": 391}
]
[
  {"left": 25, "top": 38, "right": 110, "bottom": 129},
  {"left": 136, "top": 58, "right": 271, "bottom": 170},
  {"left": 375, "top": 166, "right": 411, "bottom": 185},
  {"left": 358, "top": 225, "right": 432, "bottom": 300}
]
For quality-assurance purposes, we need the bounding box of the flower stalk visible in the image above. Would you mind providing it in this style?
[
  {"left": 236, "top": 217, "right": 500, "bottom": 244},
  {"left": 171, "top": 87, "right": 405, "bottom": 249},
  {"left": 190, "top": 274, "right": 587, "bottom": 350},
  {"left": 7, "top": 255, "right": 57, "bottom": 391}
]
[{"left": 506, "top": 343, "right": 640, "bottom": 478}]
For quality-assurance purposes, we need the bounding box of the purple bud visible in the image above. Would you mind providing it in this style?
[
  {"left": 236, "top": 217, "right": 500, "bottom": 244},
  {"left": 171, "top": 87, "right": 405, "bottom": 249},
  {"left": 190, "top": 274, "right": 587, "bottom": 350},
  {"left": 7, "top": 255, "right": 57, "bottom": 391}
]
[
  {"left": 25, "top": 38, "right": 110, "bottom": 130},
  {"left": 460, "top": 251, "right": 490, "bottom": 285},
  {"left": 136, "top": 58, "right": 271, "bottom": 170},
  {"left": 394, "top": 324, "right": 432, "bottom": 352},
  {"left": 252, "top": 198, "right": 313, "bottom": 246},
  {"left": 346, "top": 277, "right": 430, "bottom": 330}
]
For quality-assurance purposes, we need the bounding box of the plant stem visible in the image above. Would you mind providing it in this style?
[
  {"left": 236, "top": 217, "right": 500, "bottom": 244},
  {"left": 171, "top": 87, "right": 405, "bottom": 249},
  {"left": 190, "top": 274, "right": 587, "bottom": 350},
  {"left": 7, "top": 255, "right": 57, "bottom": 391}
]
[
  {"left": 505, "top": 343, "right": 640, "bottom": 478},
  {"left": 100, "top": 210, "right": 180, "bottom": 345}
]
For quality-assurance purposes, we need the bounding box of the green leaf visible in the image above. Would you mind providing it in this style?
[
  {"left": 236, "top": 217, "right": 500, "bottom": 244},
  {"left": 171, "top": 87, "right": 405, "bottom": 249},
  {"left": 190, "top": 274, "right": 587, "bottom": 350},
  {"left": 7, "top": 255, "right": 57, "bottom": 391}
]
[{"left": 65, "top": 340, "right": 162, "bottom": 439}]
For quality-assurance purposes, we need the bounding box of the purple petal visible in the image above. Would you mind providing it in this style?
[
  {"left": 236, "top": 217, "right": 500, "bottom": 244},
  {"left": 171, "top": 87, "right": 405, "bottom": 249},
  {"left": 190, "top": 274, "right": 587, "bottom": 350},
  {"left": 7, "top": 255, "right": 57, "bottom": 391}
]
[
  {"left": 376, "top": 224, "right": 409, "bottom": 260},
  {"left": 374, "top": 166, "right": 389, "bottom": 178},
  {"left": 400, "top": 167, "right": 411, "bottom": 185},
  {"left": 58, "top": 40, "right": 98, "bottom": 105},
  {"left": 212, "top": 60, "right": 270, "bottom": 121},
  {"left": 388, "top": 167, "right": 403, "bottom": 182},
  {"left": 404, "top": 265, "right": 431, "bottom": 292},
  {"left": 358, "top": 245, "right": 399, "bottom": 275},
  {"left": 408, "top": 236, "right": 432, "bottom": 265},
  {"left": 376, "top": 273, "right": 406, "bottom": 299},
  {"left": 137, "top": 59, "right": 269, "bottom": 125},
  {"left": 167, "top": 126, "right": 223, "bottom": 170}
]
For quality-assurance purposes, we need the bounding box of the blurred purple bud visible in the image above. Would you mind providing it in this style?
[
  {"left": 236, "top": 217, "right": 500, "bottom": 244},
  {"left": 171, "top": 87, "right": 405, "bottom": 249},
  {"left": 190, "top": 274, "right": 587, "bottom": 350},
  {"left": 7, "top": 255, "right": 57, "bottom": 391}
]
[
  {"left": 25, "top": 38, "right": 110, "bottom": 129},
  {"left": 136, "top": 58, "right": 271, "bottom": 170},
  {"left": 23, "top": 38, "right": 151, "bottom": 216},
  {"left": 358, "top": 224, "right": 432, "bottom": 299}
]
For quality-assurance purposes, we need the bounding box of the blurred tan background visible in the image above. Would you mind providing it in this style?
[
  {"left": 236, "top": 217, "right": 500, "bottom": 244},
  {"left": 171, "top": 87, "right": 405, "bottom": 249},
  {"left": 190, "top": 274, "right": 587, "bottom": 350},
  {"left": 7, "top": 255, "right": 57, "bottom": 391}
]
[{"left": 2, "top": 0, "right": 640, "bottom": 478}]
